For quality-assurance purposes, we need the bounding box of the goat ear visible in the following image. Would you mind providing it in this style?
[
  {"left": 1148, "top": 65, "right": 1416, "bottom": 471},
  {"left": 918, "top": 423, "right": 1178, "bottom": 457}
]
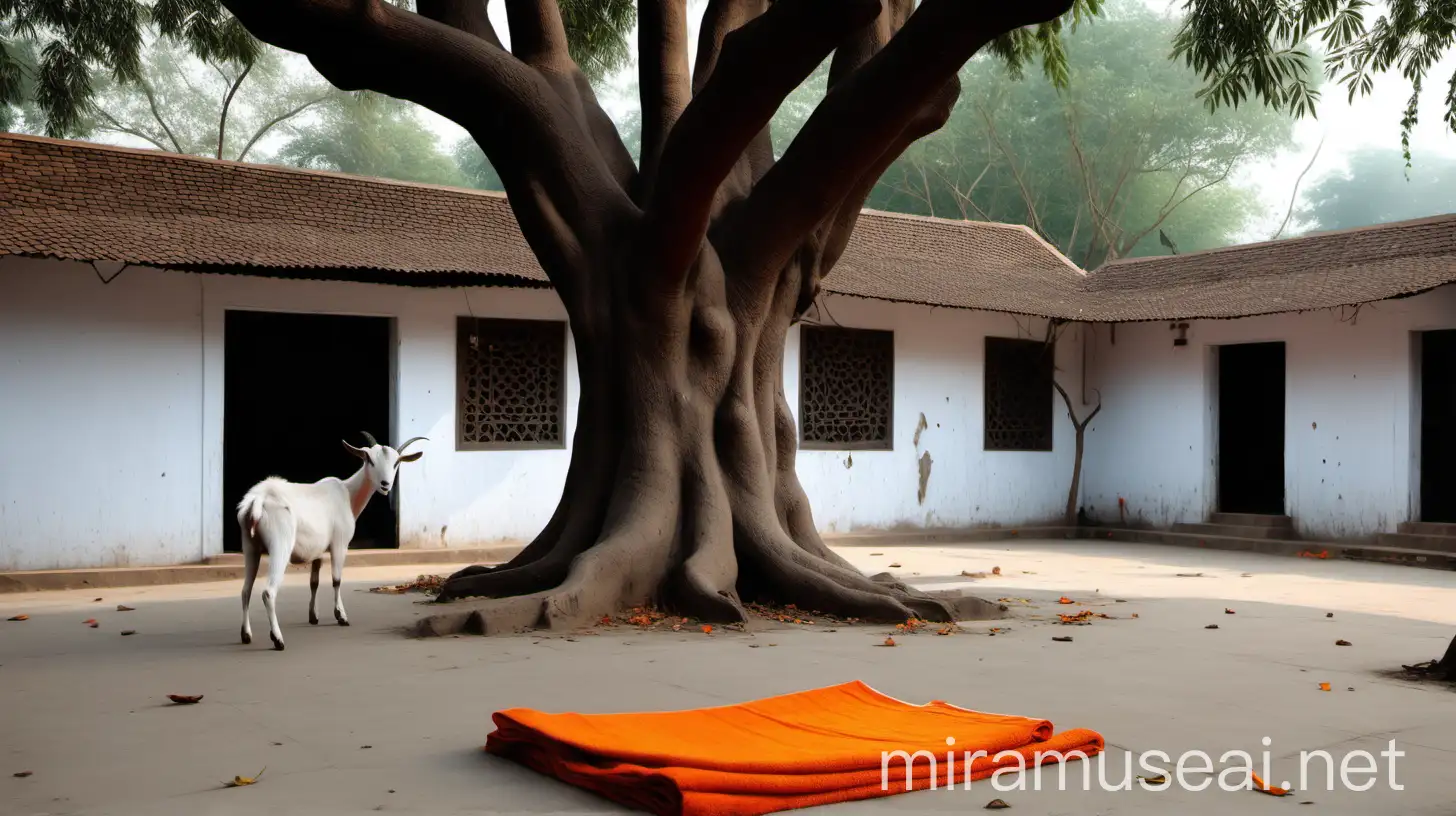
[
  {"left": 342, "top": 440, "right": 369, "bottom": 459},
  {"left": 399, "top": 451, "right": 424, "bottom": 463}
]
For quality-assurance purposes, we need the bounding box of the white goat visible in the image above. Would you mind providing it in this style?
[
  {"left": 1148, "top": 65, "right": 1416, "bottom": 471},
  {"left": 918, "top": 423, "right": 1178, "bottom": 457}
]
[{"left": 236, "top": 432, "right": 426, "bottom": 650}]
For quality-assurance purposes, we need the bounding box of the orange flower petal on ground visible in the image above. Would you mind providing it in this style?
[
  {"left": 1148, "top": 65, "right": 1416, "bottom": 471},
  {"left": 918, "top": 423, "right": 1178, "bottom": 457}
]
[
  {"left": 1251, "top": 771, "right": 1292, "bottom": 796},
  {"left": 1058, "top": 597, "right": 1074, "bottom": 605}
]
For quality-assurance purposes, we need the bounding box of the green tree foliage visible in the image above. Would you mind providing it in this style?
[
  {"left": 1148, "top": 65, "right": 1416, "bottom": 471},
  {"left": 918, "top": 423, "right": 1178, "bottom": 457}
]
[
  {"left": 83, "top": 38, "right": 335, "bottom": 160},
  {"left": 1300, "top": 146, "right": 1456, "bottom": 231},
  {"left": 1173, "top": 0, "right": 1456, "bottom": 164},
  {"left": 0, "top": 0, "right": 634, "bottom": 138},
  {"left": 864, "top": 1, "right": 1299, "bottom": 266},
  {"left": 453, "top": 137, "right": 504, "bottom": 191},
  {"left": 275, "top": 92, "right": 465, "bottom": 186}
]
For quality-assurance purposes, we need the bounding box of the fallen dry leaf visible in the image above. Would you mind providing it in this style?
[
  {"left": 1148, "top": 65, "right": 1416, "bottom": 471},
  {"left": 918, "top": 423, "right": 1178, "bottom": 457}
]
[
  {"left": 869, "top": 552, "right": 884, "bottom": 556},
  {"left": 223, "top": 768, "right": 266, "bottom": 788},
  {"left": 117, "top": 605, "right": 135, "bottom": 612},
  {"left": 1052, "top": 636, "right": 1073, "bottom": 643},
  {"left": 985, "top": 799, "right": 1010, "bottom": 810},
  {"left": 1318, "top": 683, "right": 1331, "bottom": 692},
  {"left": 1251, "top": 771, "right": 1292, "bottom": 796},
  {"left": 83, "top": 618, "right": 97, "bottom": 625},
  {"left": 121, "top": 630, "right": 136, "bottom": 636},
  {"left": 992, "top": 566, "right": 1002, "bottom": 575},
  {"left": 13, "top": 771, "right": 33, "bottom": 778},
  {"left": 887, "top": 562, "right": 902, "bottom": 568},
  {"left": 882, "top": 637, "right": 896, "bottom": 647},
  {"left": 1176, "top": 572, "right": 1205, "bottom": 578},
  {"left": 1205, "top": 624, "right": 1220, "bottom": 630},
  {"left": 7, "top": 614, "right": 28, "bottom": 621},
  {"left": 1326, "top": 612, "right": 1334, "bottom": 618},
  {"left": 1057, "top": 597, "right": 1075, "bottom": 605},
  {"left": 701, "top": 625, "right": 713, "bottom": 634},
  {"left": 1131, "top": 613, "right": 1140, "bottom": 619},
  {"left": 94, "top": 598, "right": 102, "bottom": 602},
  {"left": 1336, "top": 639, "right": 1351, "bottom": 646},
  {"left": 167, "top": 694, "right": 204, "bottom": 705},
  {"left": 1138, "top": 774, "right": 1167, "bottom": 785},
  {"left": 1225, "top": 608, "right": 1236, "bottom": 614},
  {"left": 961, "top": 571, "right": 988, "bottom": 578}
]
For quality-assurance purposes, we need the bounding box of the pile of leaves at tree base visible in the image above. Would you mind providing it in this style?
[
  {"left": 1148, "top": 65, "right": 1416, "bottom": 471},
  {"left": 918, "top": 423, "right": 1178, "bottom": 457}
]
[{"left": 369, "top": 574, "right": 447, "bottom": 595}]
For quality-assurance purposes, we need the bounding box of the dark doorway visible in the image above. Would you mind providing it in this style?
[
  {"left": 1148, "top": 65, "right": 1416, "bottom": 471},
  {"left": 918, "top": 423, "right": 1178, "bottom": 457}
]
[
  {"left": 223, "top": 311, "right": 396, "bottom": 553},
  {"left": 1421, "top": 330, "right": 1456, "bottom": 523},
  {"left": 1217, "top": 342, "right": 1286, "bottom": 515}
]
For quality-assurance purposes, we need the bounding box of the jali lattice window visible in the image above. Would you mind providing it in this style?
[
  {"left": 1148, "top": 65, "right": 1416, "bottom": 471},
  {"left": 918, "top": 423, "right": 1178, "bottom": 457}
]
[
  {"left": 984, "top": 336, "right": 1054, "bottom": 452},
  {"left": 457, "top": 317, "right": 566, "bottom": 450},
  {"left": 799, "top": 326, "right": 894, "bottom": 450}
]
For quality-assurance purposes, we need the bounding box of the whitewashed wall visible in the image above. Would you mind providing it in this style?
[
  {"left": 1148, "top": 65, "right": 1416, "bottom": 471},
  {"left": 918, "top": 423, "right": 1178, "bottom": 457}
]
[
  {"left": 1080, "top": 285, "right": 1456, "bottom": 539},
  {"left": 0, "top": 258, "right": 1081, "bottom": 571},
  {"left": 788, "top": 298, "right": 1084, "bottom": 533}
]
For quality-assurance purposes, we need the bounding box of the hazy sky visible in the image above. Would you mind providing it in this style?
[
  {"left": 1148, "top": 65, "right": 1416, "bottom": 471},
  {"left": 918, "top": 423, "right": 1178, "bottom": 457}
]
[{"left": 405, "top": 0, "right": 1456, "bottom": 240}]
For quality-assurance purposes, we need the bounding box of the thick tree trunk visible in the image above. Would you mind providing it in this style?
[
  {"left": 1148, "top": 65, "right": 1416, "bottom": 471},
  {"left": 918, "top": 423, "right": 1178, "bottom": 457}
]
[
  {"left": 422, "top": 250, "right": 958, "bottom": 636},
  {"left": 218, "top": 0, "right": 1079, "bottom": 638}
]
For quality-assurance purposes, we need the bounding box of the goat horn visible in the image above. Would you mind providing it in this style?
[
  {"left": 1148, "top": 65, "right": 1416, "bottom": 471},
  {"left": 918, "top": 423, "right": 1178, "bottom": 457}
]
[
  {"left": 359, "top": 431, "right": 378, "bottom": 447},
  {"left": 396, "top": 436, "right": 428, "bottom": 453}
]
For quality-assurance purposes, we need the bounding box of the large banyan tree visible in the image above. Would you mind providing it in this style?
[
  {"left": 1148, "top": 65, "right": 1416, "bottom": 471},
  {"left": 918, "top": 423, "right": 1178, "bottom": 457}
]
[{"left": 208, "top": 0, "right": 1082, "bottom": 634}]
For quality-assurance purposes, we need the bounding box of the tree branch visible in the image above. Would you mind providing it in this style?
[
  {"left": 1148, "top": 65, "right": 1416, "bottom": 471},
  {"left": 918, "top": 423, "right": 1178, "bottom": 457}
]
[
  {"left": 220, "top": 0, "right": 630, "bottom": 297},
  {"left": 235, "top": 94, "right": 330, "bottom": 162},
  {"left": 91, "top": 109, "right": 173, "bottom": 153},
  {"left": 503, "top": 0, "right": 571, "bottom": 68},
  {"left": 216, "top": 62, "right": 253, "bottom": 160},
  {"left": 139, "top": 79, "right": 184, "bottom": 153},
  {"left": 639, "top": 0, "right": 882, "bottom": 291},
  {"left": 737, "top": 0, "right": 1076, "bottom": 272},
  {"left": 1272, "top": 133, "right": 1325, "bottom": 240},
  {"left": 637, "top": 0, "right": 692, "bottom": 199},
  {"left": 1053, "top": 380, "right": 1101, "bottom": 430},
  {"left": 416, "top": 0, "right": 503, "bottom": 46}
]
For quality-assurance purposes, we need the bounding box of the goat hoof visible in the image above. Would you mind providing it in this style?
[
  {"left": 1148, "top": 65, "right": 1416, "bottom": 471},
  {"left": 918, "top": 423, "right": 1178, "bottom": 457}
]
[
  {"left": 241, "top": 631, "right": 252, "bottom": 645},
  {"left": 309, "top": 615, "right": 319, "bottom": 625},
  {"left": 271, "top": 636, "right": 285, "bottom": 651},
  {"left": 337, "top": 618, "right": 350, "bottom": 627}
]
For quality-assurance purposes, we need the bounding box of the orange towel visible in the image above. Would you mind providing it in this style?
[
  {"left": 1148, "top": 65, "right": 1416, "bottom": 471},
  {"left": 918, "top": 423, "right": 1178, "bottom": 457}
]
[{"left": 486, "top": 680, "right": 1104, "bottom": 816}]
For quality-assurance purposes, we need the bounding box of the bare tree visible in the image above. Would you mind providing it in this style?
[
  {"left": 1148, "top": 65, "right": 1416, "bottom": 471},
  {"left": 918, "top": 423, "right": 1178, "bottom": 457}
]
[
  {"left": 219, "top": 0, "right": 1077, "bottom": 634},
  {"left": 1052, "top": 379, "right": 1100, "bottom": 528}
]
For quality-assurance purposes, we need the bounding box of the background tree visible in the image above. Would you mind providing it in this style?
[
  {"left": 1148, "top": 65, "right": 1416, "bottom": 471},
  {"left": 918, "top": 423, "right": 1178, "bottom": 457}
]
[
  {"left": 454, "top": 137, "right": 505, "bottom": 190},
  {"left": 83, "top": 38, "right": 334, "bottom": 161},
  {"left": 1299, "top": 146, "right": 1456, "bottom": 232},
  {"left": 276, "top": 91, "right": 466, "bottom": 185},
  {"left": 0, "top": 0, "right": 634, "bottom": 137},
  {"left": 868, "top": 0, "right": 1295, "bottom": 266}
]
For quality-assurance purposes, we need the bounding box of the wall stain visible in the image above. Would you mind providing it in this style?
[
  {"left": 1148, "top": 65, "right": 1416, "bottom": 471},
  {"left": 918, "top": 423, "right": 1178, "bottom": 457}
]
[
  {"left": 917, "top": 451, "right": 933, "bottom": 505},
  {"left": 913, "top": 412, "right": 928, "bottom": 448}
]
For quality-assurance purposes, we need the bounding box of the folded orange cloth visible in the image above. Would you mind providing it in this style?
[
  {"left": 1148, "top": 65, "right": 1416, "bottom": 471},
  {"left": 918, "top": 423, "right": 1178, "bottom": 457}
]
[{"left": 486, "top": 680, "right": 1103, "bottom": 816}]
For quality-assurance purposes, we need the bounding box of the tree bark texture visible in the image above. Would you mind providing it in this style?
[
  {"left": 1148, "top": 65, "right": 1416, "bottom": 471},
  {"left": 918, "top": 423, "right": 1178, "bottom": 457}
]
[{"left": 220, "top": 0, "right": 1077, "bottom": 634}]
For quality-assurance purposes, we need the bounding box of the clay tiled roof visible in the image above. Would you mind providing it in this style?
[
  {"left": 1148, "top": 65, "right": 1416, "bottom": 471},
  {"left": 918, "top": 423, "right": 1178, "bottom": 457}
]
[
  {"left": 1086, "top": 214, "right": 1456, "bottom": 320},
  {"left": 0, "top": 133, "right": 548, "bottom": 287},
  {"left": 2, "top": 133, "right": 1454, "bottom": 320}
]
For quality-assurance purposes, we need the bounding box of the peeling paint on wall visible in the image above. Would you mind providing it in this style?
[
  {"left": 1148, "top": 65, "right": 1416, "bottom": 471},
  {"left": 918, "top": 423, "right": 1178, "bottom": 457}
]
[{"left": 913, "top": 412, "right": 928, "bottom": 447}]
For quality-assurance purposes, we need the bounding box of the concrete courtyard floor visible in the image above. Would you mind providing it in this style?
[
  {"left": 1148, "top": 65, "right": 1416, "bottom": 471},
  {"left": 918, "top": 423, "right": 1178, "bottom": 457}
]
[{"left": 3, "top": 540, "right": 1456, "bottom": 816}]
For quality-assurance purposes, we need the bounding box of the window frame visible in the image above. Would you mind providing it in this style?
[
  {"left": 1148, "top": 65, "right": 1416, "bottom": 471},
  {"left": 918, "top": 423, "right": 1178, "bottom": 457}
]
[
  {"left": 982, "top": 335, "right": 1055, "bottom": 453},
  {"left": 455, "top": 315, "right": 569, "bottom": 452},
  {"left": 797, "top": 325, "right": 896, "bottom": 452}
]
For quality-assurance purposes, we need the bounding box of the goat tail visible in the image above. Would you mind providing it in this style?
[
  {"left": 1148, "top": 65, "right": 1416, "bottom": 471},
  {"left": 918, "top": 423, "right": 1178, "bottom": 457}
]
[{"left": 236, "top": 483, "right": 291, "bottom": 552}]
